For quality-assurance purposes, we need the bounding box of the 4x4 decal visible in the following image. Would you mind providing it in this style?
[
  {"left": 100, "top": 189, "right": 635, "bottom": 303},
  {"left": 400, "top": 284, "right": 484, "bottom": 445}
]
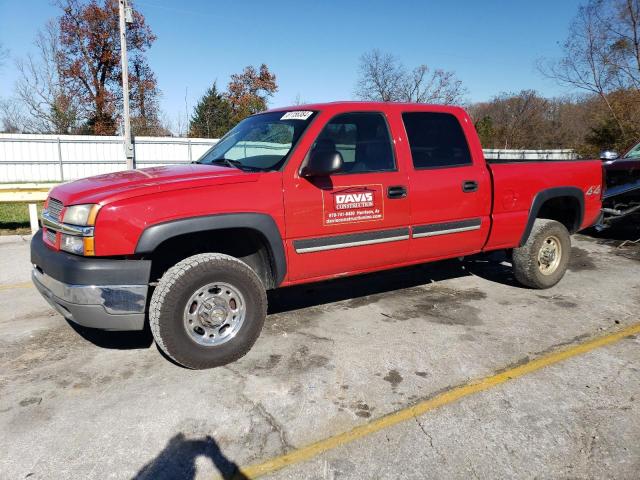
[{"left": 585, "top": 185, "right": 601, "bottom": 196}]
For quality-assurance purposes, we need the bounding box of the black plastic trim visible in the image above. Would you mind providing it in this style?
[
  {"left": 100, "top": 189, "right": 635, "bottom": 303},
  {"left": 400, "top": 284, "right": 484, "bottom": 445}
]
[
  {"left": 135, "top": 213, "right": 287, "bottom": 285},
  {"left": 412, "top": 218, "right": 481, "bottom": 236},
  {"left": 31, "top": 231, "right": 151, "bottom": 285},
  {"left": 293, "top": 227, "right": 410, "bottom": 252},
  {"left": 520, "top": 187, "right": 584, "bottom": 246}
]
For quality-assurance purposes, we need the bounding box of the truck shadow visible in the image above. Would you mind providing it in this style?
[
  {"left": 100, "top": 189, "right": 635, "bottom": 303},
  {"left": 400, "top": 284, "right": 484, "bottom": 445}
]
[
  {"left": 581, "top": 215, "right": 640, "bottom": 242},
  {"left": 67, "top": 321, "right": 154, "bottom": 349},
  {"left": 64, "top": 221, "right": 640, "bottom": 351},
  {"left": 268, "top": 251, "right": 519, "bottom": 315},
  {"left": 69, "top": 252, "right": 517, "bottom": 350},
  {"left": 269, "top": 219, "right": 640, "bottom": 315},
  {"left": 132, "top": 433, "right": 247, "bottom": 480},
  {"left": 579, "top": 218, "right": 640, "bottom": 262}
]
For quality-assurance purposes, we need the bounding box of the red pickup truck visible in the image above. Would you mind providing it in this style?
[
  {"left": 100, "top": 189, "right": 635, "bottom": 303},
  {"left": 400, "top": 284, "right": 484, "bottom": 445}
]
[{"left": 31, "top": 102, "right": 603, "bottom": 368}]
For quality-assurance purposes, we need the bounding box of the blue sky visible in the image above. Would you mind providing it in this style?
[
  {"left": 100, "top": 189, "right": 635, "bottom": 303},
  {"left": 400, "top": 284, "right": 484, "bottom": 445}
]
[{"left": 0, "top": 0, "right": 583, "bottom": 124}]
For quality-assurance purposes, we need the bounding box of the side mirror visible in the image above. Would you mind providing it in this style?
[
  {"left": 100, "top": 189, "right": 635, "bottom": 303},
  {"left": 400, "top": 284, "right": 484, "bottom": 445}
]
[
  {"left": 301, "top": 150, "right": 343, "bottom": 177},
  {"left": 599, "top": 150, "right": 619, "bottom": 161}
]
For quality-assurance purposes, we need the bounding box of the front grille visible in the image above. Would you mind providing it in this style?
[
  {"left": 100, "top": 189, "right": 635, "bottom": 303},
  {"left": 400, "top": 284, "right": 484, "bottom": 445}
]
[
  {"left": 45, "top": 229, "right": 56, "bottom": 244},
  {"left": 47, "top": 197, "right": 63, "bottom": 219}
]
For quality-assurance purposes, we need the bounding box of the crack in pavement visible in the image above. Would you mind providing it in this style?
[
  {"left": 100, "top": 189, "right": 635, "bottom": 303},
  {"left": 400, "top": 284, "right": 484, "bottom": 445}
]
[
  {"left": 414, "top": 416, "right": 434, "bottom": 448},
  {"left": 224, "top": 365, "right": 294, "bottom": 455},
  {"left": 294, "top": 330, "right": 335, "bottom": 343},
  {"left": 415, "top": 416, "right": 481, "bottom": 479},
  {"left": 255, "top": 402, "right": 293, "bottom": 453}
]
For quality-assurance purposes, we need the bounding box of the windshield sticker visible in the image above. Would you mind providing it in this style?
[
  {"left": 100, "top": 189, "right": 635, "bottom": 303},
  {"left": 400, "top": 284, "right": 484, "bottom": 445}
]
[
  {"left": 280, "top": 111, "right": 313, "bottom": 121},
  {"left": 322, "top": 185, "right": 384, "bottom": 226}
]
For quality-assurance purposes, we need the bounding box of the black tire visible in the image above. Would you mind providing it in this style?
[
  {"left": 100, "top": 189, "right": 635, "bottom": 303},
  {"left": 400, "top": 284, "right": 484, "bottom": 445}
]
[
  {"left": 512, "top": 219, "right": 571, "bottom": 289},
  {"left": 149, "top": 253, "right": 267, "bottom": 369}
]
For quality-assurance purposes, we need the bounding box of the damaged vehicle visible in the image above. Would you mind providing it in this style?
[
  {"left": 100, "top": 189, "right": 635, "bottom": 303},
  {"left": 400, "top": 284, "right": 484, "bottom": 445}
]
[{"left": 599, "top": 140, "right": 640, "bottom": 228}]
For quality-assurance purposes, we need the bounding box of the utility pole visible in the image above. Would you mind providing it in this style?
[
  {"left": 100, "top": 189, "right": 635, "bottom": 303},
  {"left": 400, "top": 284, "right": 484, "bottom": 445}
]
[{"left": 118, "top": 0, "right": 135, "bottom": 169}]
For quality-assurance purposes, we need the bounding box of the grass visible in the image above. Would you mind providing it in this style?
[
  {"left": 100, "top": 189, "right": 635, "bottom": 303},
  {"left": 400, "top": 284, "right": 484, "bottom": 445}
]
[{"left": 0, "top": 202, "right": 44, "bottom": 235}]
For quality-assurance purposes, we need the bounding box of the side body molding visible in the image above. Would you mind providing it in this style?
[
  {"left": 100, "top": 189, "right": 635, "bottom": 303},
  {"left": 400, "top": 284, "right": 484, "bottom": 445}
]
[
  {"left": 135, "top": 213, "right": 287, "bottom": 286},
  {"left": 520, "top": 186, "right": 585, "bottom": 246}
]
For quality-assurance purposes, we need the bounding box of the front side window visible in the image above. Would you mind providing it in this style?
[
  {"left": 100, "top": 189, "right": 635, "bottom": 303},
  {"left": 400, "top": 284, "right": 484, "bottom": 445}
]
[
  {"left": 198, "top": 111, "right": 316, "bottom": 171},
  {"left": 402, "top": 112, "right": 472, "bottom": 169},
  {"left": 310, "top": 112, "right": 395, "bottom": 174}
]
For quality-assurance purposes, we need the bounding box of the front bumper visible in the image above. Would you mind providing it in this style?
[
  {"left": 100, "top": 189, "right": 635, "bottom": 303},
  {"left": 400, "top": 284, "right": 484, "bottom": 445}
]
[{"left": 31, "top": 231, "right": 151, "bottom": 331}]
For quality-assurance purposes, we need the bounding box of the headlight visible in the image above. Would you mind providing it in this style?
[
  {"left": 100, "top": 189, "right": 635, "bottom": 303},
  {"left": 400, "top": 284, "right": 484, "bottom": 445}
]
[
  {"left": 57, "top": 204, "right": 99, "bottom": 256},
  {"left": 60, "top": 234, "right": 84, "bottom": 255},
  {"left": 62, "top": 204, "right": 100, "bottom": 226},
  {"left": 60, "top": 234, "right": 95, "bottom": 256}
]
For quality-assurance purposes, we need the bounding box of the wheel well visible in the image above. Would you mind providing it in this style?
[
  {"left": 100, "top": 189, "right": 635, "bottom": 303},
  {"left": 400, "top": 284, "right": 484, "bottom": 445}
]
[
  {"left": 536, "top": 196, "right": 582, "bottom": 233},
  {"left": 147, "top": 228, "right": 276, "bottom": 289}
]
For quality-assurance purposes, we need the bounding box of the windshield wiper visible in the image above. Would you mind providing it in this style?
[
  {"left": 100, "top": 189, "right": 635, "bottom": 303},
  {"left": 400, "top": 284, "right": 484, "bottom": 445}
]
[
  {"left": 210, "top": 157, "right": 241, "bottom": 169},
  {"left": 210, "top": 158, "right": 263, "bottom": 172}
]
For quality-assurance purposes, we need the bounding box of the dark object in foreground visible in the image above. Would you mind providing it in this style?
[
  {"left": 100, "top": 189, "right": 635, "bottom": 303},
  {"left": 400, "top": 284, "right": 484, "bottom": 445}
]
[{"left": 598, "top": 140, "right": 640, "bottom": 229}]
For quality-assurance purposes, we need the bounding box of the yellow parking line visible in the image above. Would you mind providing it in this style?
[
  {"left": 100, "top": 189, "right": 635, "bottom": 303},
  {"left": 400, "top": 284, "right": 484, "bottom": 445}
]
[
  {"left": 236, "top": 322, "right": 640, "bottom": 479},
  {"left": 0, "top": 281, "right": 33, "bottom": 291}
]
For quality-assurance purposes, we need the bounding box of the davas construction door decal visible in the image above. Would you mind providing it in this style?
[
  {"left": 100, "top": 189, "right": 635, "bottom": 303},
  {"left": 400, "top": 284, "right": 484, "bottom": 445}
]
[{"left": 322, "top": 185, "right": 384, "bottom": 226}]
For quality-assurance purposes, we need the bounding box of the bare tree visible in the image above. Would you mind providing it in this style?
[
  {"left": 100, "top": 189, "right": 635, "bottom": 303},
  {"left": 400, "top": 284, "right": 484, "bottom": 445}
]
[
  {"left": 171, "top": 111, "right": 188, "bottom": 137},
  {"left": 538, "top": 0, "right": 640, "bottom": 139},
  {"left": 15, "top": 21, "right": 79, "bottom": 134},
  {"left": 0, "top": 98, "right": 29, "bottom": 133},
  {"left": 0, "top": 42, "right": 8, "bottom": 73},
  {"left": 607, "top": 0, "right": 640, "bottom": 90},
  {"left": 469, "top": 90, "right": 550, "bottom": 149},
  {"left": 355, "top": 50, "right": 405, "bottom": 102},
  {"left": 292, "top": 93, "right": 308, "bottom": 105},
  {"left": 355, "top": 49, "right": 466, "bottom": 104},
  {"left": 468, "top": 90, "right": 625, "bottom": 156}
]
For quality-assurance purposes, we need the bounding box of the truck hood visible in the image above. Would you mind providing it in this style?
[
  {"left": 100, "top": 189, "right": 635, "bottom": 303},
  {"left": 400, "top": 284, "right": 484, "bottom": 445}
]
[{"left": 49, "top": 164, "right": 260, "bottom": 205}]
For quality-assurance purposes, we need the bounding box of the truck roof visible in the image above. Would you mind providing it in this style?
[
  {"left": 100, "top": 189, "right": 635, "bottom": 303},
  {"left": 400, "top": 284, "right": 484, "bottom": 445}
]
[{"left": 267, "top": 101, "right": 466, "bottom": 115}]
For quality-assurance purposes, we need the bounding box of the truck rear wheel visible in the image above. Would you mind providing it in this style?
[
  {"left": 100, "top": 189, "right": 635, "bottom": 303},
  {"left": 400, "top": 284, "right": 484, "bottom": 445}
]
[
  {"left": 512, "top": 219, "right": 571, "bottom": 289},
  {"left": 149, "top": 253, "right": 267, "bottom": 369}
]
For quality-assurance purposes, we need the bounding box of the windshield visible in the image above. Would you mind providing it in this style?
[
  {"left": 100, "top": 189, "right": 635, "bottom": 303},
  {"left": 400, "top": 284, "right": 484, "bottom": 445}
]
[
  {"left": 624, "top": 141, "right": 640, "bottom": 159},
  {"left": 197, "top": 111, "right": 317, "bottom": 171}
]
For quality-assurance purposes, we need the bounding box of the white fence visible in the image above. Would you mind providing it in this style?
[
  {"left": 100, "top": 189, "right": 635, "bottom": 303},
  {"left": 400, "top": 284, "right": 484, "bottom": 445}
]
[
  {"left": 483, "top": 149, "right": 577, "bottom": 161},
  {"left": 0, "top": 134, "right": 577, "bottom": 183},
  {"left": 0, "top": 134, "right": 218, "bottom": 183}
]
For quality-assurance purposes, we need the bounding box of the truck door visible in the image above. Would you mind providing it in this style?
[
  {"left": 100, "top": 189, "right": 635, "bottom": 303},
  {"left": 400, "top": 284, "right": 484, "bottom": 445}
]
[
  {"left": 400, "top": 111, "right": 491, "bottom": 261},
  {"left": 283, "top": 111, "right": 410, "bottom": 281}
]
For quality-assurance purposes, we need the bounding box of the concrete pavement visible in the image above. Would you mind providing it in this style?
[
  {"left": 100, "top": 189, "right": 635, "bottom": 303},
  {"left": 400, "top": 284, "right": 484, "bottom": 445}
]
[{"left": 0, "top": 228, "right": 638, "bottom": 479}]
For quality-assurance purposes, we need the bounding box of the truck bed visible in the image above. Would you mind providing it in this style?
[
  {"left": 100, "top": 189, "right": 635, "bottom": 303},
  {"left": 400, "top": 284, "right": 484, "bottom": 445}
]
[{"left": 483, "top": 159, "right": 603, "bottom": 251}]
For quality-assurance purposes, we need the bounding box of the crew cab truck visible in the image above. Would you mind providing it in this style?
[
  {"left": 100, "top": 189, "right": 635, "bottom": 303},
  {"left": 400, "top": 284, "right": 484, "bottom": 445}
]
[{"left": 31, "top": 102, "right": 603, "bottom": 369}]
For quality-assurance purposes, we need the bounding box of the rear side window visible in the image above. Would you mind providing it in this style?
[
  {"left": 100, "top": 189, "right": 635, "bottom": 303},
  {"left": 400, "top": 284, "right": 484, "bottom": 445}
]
[
  {"left": 312, "top": 112, "right": 395, "bottom": 174},
  {"left": 402, "top": 112, "right": 472, "bottom": 169}
]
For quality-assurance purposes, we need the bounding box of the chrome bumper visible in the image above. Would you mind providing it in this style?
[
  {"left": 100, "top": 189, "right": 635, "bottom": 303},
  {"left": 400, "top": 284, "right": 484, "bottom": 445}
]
[{"left": 32, "top": 267, "right": 148, "bottom": 331}]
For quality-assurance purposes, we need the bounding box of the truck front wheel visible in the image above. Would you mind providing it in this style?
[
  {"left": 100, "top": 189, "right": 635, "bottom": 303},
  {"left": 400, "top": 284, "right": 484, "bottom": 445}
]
[
  {"left": 149, "top": 253, "right": 267, "bottom": 369},
  {"left": 512, "top": 219, "right": 571, "bottom": 289}
]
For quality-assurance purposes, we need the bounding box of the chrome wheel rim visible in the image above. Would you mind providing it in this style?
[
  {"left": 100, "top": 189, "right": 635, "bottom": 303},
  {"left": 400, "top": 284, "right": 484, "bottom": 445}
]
[
  {"left": 183, "top": 282, "right": 246, "bottom": 347},
  {"left": 538, "top": 235, "right": 562, "bottom": 275}
]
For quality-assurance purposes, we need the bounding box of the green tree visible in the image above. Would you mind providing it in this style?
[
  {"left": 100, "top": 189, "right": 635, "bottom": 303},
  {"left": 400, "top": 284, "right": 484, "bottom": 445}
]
[
  {"left": 586, "top": 117, "right": 624, "bottom": 150},
  {"left": 189, "top": 83, "right": 233, "bottom": 138},
  {"left": 474, "top": 115, "right": 494, "bottom": 146}
]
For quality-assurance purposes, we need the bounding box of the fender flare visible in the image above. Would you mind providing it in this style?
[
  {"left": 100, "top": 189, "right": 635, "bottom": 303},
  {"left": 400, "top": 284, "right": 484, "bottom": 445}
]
[
  {"left": 520, "top": 187, "right": 584, "bottom": 246},
  {"left": 135, "top": 213, "right": 287, "bottom": 286}
]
